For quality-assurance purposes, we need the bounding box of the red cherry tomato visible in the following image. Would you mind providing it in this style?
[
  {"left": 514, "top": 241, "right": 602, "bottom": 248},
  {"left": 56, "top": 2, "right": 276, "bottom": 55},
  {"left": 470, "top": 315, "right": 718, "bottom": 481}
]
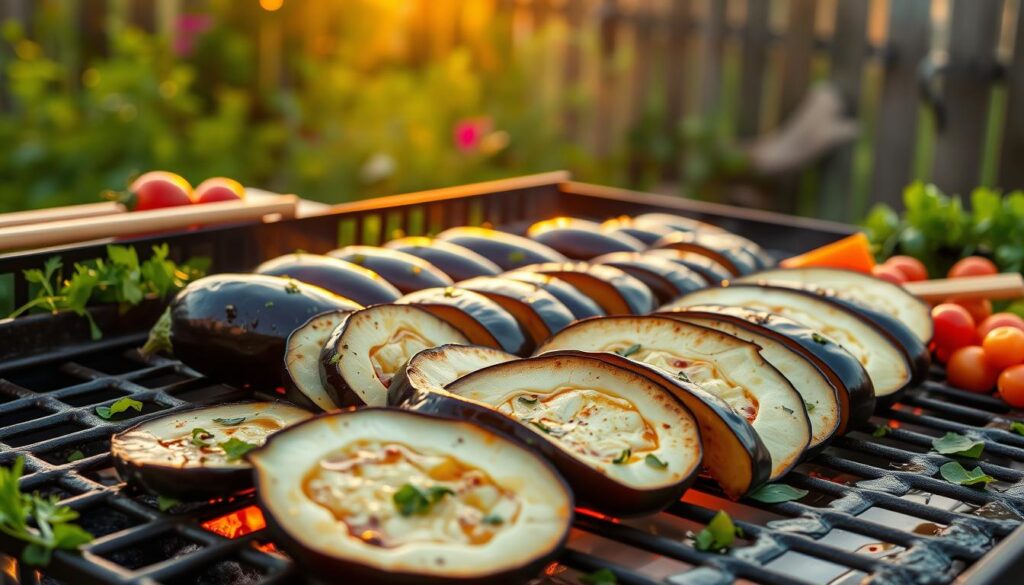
[
  {"left": 982, "top": 326, "right": 1024, "bottom": 370},
  {"left": 931, "top": 303, "right": 977, "bottom": 353},
  {"left": 194, "top": 177, "right": 245, "bottom": 204},
  {"left": 125, "top": 171, "right": 193, "bottom": 211},
  {"left": 998, "top": 364, "right": 1024, "bottom": 407},
  {"left": 944, "top": 297, "right": 992, "bottom": 325},
  {"left": 979, "top": 313, "right": 1024, "bottom": 338},
  {"left": 946, "top": 346, "right": 999, "bottom": 393},
  {"left": 872, "top": 264, "right": 908, "bottom": 285},
  {"left": 948, "top": 256, "right": 998, "bottom": 278},
  {"left": 884, "top": 256, "right": 928, "bottom": 282}
]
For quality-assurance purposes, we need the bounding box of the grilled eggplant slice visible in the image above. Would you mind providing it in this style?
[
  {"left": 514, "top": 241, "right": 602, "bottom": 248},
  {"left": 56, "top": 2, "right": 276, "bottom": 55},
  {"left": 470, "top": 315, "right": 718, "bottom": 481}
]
[
  {"left": 736, "top": 267, "right": 933, "bottom": 343},
  {"left": 252, "top": 408, "right": 572, "bottom": 585},
  {"left": 520, "top": 262, "right": 656, "bottom": 315},
  {"left": 435, "top": 226, "right": 568, "bottom": 270},
  {"left": 652, "top": 231, "right": 760, "bottom": 275},
  {"left": 456, "top": 277, "right": 575, "bottom": 350},
  {"left": 284, "top": 310, "right": 353, "bottom": 411},
  {"left": 590, "top": 252, "right": 707, "bottom": 303},
  {"left": 657, "top": 309, "right": 840, "bottom": 452},
  {"left": 644, "top": 248, "right": 733, "bottom": 284},
  {"left": 632, "top": 212, "right": 724, "bottom": 234},
  {"left": 536, "top": 316, "right": 810, "bottom": 479},
  {"left": 112, "top": 402, "right": 311, "bottom": 499},
  {"left": 666, "top": 285, "right": 913, "bottom": 401},
  {"left": 500, "top": 270, "right": 605, "bottom": 320},
  {"left": 662, "top": 304, "right": 875, "bottom": 434},
  {"left": 328, "top": 246, "right": 453, "bottom": 294},
  {"left": 158, "top": 274, "right": 362, "bottom": 390},
  {"left": 388, "top": 344, "right": 518, "bottom": 406},
  {"left": 319, "top": 305, "right": 469, "bottom": 407},
  {"left": 600, "top": 216, "right": 675, "bottom": 245},
  {"left": 255, "top": 253, "right": 401, "bottom": 306},
  {"left": 384, "top": 236, "right": 502, "bottom": 281},
  {"left": 526, "top": 217, "right": 645, "bottom": 259},
  {"left": 413, "top": 353, "right": 702, "bottom": 516},
  {"left": 397, "top": 287, "right": 529, "bottom": 355}
]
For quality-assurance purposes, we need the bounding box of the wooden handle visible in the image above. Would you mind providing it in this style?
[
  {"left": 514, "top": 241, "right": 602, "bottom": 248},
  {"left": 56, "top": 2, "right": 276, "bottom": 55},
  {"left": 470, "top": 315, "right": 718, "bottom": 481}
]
[
  {"left": 904, "top": 273, "right": 1024, "bottom": 301},
  {"left": 0, "top": 196, "right": 298, "bottom": 252},
  {"left": 0, "top": 202, "right": 126, "bottom": 229}
]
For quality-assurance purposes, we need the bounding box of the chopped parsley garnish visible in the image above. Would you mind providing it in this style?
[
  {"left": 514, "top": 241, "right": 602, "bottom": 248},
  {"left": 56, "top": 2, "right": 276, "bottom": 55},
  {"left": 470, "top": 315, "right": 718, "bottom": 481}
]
[
  {"left": 811, "top": 332, "right": 829, "bottom": 344},
  {"left": 264, "top": 301, "right": 274, "bottom": 308},
  {"left": 157, "top": 495, "right": 180, "bottom": 512},
  {"left": 218, "top": 438, "right": 257, "bottom": 461},
  {"left": 518, "top": 395, "right": 538, "bottom": 405},
  {"left": 780, "top": 405, "right": 794, "bottom": 416},
  {"left": 872, "top": 425, "right": 892, "bottom": 437},
  {"left": 66, "top": 451, "right": 85, "bottom": 463},
  {"left": 616, "top": 344, "right": 641, "bottom": 357},
  {"left": 692, "top": 510, "right": 740, "bottom": 552},
  {"left": 284, "top": 280, "right": 301, "bottom": 294},
  {"left": 580, "top": 568, "right": 617, "bottom": 584},
  {"left": 481, "top": 514, "right": 504, "bottom": 526},
  {"left": 676, "top": 371, "right": 691, "bottom": 383},
  {"left": 95, "top": 397, "right": 143, "bottom": 420},
  {"left": 612, "top": 449, "right": 631, "bottom": 464},
  {"left": 443, "top": 287, "right": 458, "bottom": 298},
  {"left": 393, "top": 484, "right": 454, "bottom": 517},
  {"left": 507, "top": 251, "right": 526, "bottom": 264},
  {"left": 191, "top": 428, "right": 213, "bottom": 447},
  {"left": 530, "top": 420, "right": 551, "bottom": 434},
  {"left": 645, "top": 454, "right": 668, "bottom": 469},
  {"left": 213, "top": 417, "right": 246, "bottom": 425},
  {"left": 804, "top": 401, "right": 815, "bottom": 413},
  {"left": 328, "top": 353, "right": 341, "bottom": 365},
  {"left": 1009, "top": 421, "right": 1024, "bottom": 436}
]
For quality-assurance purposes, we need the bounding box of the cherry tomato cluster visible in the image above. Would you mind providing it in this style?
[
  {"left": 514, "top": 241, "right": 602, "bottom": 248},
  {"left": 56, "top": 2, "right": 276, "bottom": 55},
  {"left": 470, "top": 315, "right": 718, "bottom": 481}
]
[
  {"left": 932, "top": 306, "right": 1024, "bottom": 408},
  {"left": 108, "top": 171, "right": 245, "bottom": 211},
  {"left": 871, "top": 255, "right": 928, "bottom": 284}
]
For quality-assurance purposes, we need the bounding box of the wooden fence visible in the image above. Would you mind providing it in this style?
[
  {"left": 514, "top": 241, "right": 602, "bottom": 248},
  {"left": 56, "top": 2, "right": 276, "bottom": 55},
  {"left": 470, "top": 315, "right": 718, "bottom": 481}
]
[{"left": 2, "top": 0, "right": 1023, "bottom": 223}]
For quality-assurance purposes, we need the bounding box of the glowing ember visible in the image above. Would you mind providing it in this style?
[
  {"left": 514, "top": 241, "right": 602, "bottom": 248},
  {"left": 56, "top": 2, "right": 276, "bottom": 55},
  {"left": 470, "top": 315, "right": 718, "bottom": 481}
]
[{"left": 201, "top": 506, "right": 267, "bottom": 539}]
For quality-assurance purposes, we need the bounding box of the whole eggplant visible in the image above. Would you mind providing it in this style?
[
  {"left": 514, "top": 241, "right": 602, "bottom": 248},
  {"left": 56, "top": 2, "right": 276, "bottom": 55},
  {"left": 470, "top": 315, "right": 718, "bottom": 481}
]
[{"left": 151, "top": 274, "right": 361, "bottom": 389}]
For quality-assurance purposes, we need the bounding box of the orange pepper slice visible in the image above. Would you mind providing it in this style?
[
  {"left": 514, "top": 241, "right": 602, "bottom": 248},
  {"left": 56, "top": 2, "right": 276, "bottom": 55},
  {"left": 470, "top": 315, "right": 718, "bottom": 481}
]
[{"left": 780, "top": 232, "right": 876, "bottom": 273}]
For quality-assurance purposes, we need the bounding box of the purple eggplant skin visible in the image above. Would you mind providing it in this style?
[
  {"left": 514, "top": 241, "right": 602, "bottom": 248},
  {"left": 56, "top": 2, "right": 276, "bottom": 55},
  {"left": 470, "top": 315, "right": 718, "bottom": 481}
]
[
  {"left": 590, "top": 253, "right": 707, "bottom": 304},
  {"left": 526, "top": 219, "right": 646, "bottom": 260},
  {"left": 168, "top": 274, "right": 361, "bottom": 390},
  {"left": 385, "top": 237, "right": 502, "bottom": 281},
  {"left": 644, "top": 249, "right": 733, "bottom": 284},
  {"left": 254, "top": 253, "right": 400, "bottom": 306},
  {"left": 435, "top": 227, "right": 568, "bottom": 270},
  {"left": 327, "top": 246, "right": 453, "bottom": 294},
  {"left": 652, "top": 232, "right": 759, "bottom": 276},
  {"left": 252, "top": 408, "right": 573, "bottom": 585},
  {"left": 397, "top": 288, "right": 530, "bottom": 356},
  {"left": 500, "top": 271, "right": 605, "bottom": 320}
]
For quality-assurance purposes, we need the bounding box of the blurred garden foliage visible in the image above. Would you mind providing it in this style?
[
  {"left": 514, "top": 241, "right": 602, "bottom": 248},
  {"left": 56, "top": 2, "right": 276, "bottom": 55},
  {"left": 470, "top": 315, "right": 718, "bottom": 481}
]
[{"left": 0, "top": 1, "right": 743, "bottom": 212}]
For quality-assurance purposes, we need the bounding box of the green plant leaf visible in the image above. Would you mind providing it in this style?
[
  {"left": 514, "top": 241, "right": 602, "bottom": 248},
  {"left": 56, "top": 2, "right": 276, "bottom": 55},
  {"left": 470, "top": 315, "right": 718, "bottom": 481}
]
[
  {"left": 748, "top": 483, "right": 808, "bottom": 504},
  {"left": 645, "top": 454, "right": 668, "bottom": 469},
  {"left": 95, "top": 397, "right": 142, "bottom": 420},
  {"left": 612, "top": 448, "right": 631, "bottom": 464},
  {"left": 191, "top": 428, "right": 213, "bottom": 447},
  {"left": 939, "top": 461, "right": 994, "bottom": 487},
  {"left": 65, "top": 451, "right": 85, "bottom": 463},
  {"left": 393, "top": 484, "right": 453, "bottom": 517},
  {"left": 872, "top": 425, "right": 891, "bottom": 438},
  {"left": 213, "top": 417, "right": 246, "bottom": 425},
  {"left": 580, "top": 568, "right": 617, "bottom": 584},
  {"left": 218, "top": 438, "right": 257, "bottom": 461},
  {"left": 157, "top": 496, "right": 180, "bottom": 512},
  {"left": 692, "top": 510, "right": 737, "bottom": 552},
  {"left": 931, "top": 432, "right": 984, "bottom": 458},
  {"left": 1009, "top": 421, "right": 1024, "bottom": 436},
  {"left": 616, "top": 344, "right": 641, "bottom": 357}
]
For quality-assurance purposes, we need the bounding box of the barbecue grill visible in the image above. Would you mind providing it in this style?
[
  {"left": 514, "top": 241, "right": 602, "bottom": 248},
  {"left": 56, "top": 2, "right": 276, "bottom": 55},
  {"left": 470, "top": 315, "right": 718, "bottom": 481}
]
[{"left": 0, "top": 171, "right": 1021, "bottom": 585}]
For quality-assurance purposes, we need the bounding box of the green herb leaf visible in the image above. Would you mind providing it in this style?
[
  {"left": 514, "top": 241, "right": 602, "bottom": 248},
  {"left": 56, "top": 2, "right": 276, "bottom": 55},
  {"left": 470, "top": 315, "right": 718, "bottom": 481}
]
[
  {"left": 530, "top": 420, "right": 551, "bottom": 434},
  {"left": 65, "top": 451, "right": 85, "bottom": 463},
  {"left": 676, "top": 371, "right": 691, "bottom": 383},
  {"left": 872, "top": 425, "right": 891, "bottom": 438},
  {"left": 264, "top": 301, "right": 274, "bottom": 308},
  {"left": 931, "top": 432, "right": 985, "bottom": 458},
  {"left": 95, "top": 397, "right": 142, "bottom": 420},
  {"left": 218, "top": 438, "right": 258, "bottom": 461},
  {"left": 580, "top": 568, "right": 617, "bottom": 584},
  {"left": 157, "top": 496, "right": 180, "bottom": 512},
  {"left": 939, "top": 461, "right": 995, "bottom": 487},
  {"left": 328, "top": 353, "right": 341, "bottom": 365},
  {"left": 284, "top": 280, "right": 301, "bottom": 294},
  {"left": 616, "top": 344, "right": 641, "bottom": 357},
  {"left": 811, "top": 332, "right": 829, "bottom": 345},
  {"left": 1009, "top": 421, "right": 1024, "bottom": 436},
  {"left": 393, "top": 484, "right": 453, "bottom": 517},
  {"left": 612, "top": 449, "right": 631, "bottom": 464},
  {"left": 213, "top": 417, "right": 246, "bottom": 425},
  {"left": 804, "top": 401, "right": 815, "bottom": 413},
  {"left": 191, "top": 428, "right": 213, "bottom": 447},
  {"left": 748, "top": 483, "right": 809, "bottom": 504},
  {"left": 482, "top": 514, "right": 504, "bottom": 526},
  {"left": 518, "top": 395, "right": 538, "bottom": 405},
  {"left": 645, "top": 454, "right": 668, "bottom": 469},
  {"left": 507, "top": 251, "right": 526, "bottom": 264},
  {"left": 692, "top": 510, "right": 737, "bottom": 552}
]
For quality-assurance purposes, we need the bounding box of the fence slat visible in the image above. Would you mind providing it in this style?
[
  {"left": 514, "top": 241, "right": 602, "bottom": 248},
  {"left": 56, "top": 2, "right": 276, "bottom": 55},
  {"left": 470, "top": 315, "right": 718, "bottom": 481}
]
[
  {"left": 931, "top": 0, "right": 1004, "bottom": 196},
  {"left": 817, "top": 0, "right": 869, "bottom": 221},
  {"left": 665, "top": 0, "right": 691, "bottom": 131},
  {"left": 699, "top": 0, "right": 727, "bottom": 113},
  {"left": 870, "top": 0, "right": 932, "bottom": 209},
  {"left": 999, "top": 2, "right": 1024, "bottom": 190},
  {"left": 738, "top": 0, "right": 772, "bottom": 137},
  {"left": 779, "top": 0, "right": 817, "bottom": 120}
]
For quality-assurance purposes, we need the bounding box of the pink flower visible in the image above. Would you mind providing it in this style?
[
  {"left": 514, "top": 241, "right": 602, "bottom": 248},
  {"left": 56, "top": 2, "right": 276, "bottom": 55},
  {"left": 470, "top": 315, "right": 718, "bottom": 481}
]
[
  {"left": 453, "top": 117, "right": 493, "bottom": 152},
  {"left": 174, "top": 14, "right": 213, "bottom": 57}
]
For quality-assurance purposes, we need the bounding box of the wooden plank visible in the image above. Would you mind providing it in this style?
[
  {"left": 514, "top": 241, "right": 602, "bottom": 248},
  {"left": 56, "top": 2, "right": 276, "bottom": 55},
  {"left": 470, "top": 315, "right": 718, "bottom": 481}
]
[
  {"left": 817, "top": 0, "right": 870, "bottom": 221},
  {"left": 738, "top": 0, "right": 772, "bottom": 137},
  {"left": 999, "top": 2, "right": 1024, "bottom": 190},
  {"left": 931, "top": 0, "right": 1003, "bottom": 196},
  {"left": 778, "top": 0, "right": 817, "bottom": 120},
  {"left": 562, "top": 0, "right": 587, "bottom": 140},
  {"left": 870, "top": 0, "right": 932, "bottom": 208},
  {"left": 699, "top": 0, "right": 727, "bottom": 113},
  {"left": 594, "top": 0, "right": 621, "bottom": 156},
  {"left": 664, "top": 0, "right": 691, "bottom": 135}
]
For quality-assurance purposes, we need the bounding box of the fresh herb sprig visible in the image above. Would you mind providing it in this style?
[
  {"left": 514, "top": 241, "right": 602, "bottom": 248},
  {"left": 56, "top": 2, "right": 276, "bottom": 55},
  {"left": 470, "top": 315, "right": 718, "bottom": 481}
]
[
  {"left": 692, "top": 510, "right": 742, "bottom": 552},
  {"left": 219, "top": 438, "right": 257, "bottom": 462},
  {"left": 0, "top": 458, "right": 94, "bottom": 566},
  {"left": 96, "top": 397, "right": 143, "bottom": 420},
  {"left": 393, "top": 484, "right": 454, "bottom": 516}
]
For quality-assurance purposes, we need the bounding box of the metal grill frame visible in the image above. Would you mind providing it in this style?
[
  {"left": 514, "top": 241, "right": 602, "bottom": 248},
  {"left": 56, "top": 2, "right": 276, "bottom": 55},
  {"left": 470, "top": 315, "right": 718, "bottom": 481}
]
[{"left": 0, "top": 172, "right": 1021, "bottom": 585}]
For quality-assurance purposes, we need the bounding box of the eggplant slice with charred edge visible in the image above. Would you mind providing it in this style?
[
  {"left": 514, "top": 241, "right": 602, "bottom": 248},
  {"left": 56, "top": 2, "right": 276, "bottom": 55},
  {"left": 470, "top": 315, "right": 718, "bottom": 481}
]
[
  {"left": 657, "top": 309, "right": 841, "bottom": 452},
  {"left": 500, "top": 270, "right": 605, "bottom": 320},
  {"left": 536, "top": 316, "right": 810, "bottom": 479},
  {"left": 520, "top": 262, "right": 656, "bottom": 315},
  {"left": 252, "top": 408, "right": 573, "bottom": 585},
  {"left": 632, "top": 212, "right": 724, "bottom": 234},
  {"left": 662, "top": 304, "right": 875, "bottom": 434},
  {"left": 590, "top": 252, "right": 708, "bottom": 304},
  {"left": 328, "top": 246, "right": 453, "bottom": 294},
  {"left": 643, "top": 248, "right": 733, "bottom": 284},
  {"left": 320, "top": 305, "right": 469, "bottom": 407},
  {"left": 284, "top": 310, "right": 353, "bottom": 411},
  {"left": 665, "top": 285, "right": 913, "bottom": 403},
  {"left": 388, "top": 344, "right": 518, "bottom": 406},
  {"left": 112, "top": 402, "right": 311, "bottom": 499},
  {"left": 600, "top": 216, "right": 675, "bottom": 245},
  {"left": 736, "top": 267, "right": 934, "bottom": 343},
  {"left": 254, "top": 253, "right": 401, "bottom": 306},
  {"left": 456, "top": 277, "right": 575, "bottom": 350},
  {"left": 384, "top": 236, "right": 502, "bottom": 281},
  {"left": 421, "top": 353, "right": 702, "bottom": 516},
  {"left": 435, "top": 226, "right": 568, "bottom": 270},
  {"left": 526, "top": 217, "right": 646, "bottom": 260},
  {"left": 397, "top": 287, "right": 529, "bottom": 355},
  {"left": 652, "top": 231, "right": 761, "bottom": 276}
]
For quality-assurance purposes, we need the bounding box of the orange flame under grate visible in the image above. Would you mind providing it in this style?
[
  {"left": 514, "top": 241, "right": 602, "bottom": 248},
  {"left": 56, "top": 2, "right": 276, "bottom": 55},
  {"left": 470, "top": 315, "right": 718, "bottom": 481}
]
[{"left": 201, "top": 505, "right": 267, "bottom": 540}]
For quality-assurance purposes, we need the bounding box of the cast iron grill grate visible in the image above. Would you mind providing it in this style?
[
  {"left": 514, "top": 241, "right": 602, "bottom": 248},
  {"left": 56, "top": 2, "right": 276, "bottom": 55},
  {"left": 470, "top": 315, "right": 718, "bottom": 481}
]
[{"left": 0, "top": 341, "right": 1019, "bottom": 585}]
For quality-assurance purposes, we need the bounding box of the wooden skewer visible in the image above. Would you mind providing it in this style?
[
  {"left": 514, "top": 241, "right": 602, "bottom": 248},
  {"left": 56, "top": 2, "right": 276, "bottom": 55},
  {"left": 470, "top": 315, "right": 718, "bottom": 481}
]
[
  {"left": 0, "top": 196, "right": 298, "bottom": 252},
  {"left": 0, "top": 202, "right": 126, "bottom": 229},
  {"left": 904, "top": 273, "right": 1024, "bottom": 301}
]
